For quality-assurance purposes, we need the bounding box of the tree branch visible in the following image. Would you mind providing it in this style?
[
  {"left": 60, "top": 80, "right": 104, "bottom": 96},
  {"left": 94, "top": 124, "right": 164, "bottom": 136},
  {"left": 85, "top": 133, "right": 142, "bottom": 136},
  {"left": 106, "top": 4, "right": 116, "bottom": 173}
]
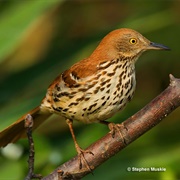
[
  {"left": 25, "top": 114, "right": 42, "bottom": 180},
  {"left": 42, "top": 74, "right": 180, "bottom": 180}
]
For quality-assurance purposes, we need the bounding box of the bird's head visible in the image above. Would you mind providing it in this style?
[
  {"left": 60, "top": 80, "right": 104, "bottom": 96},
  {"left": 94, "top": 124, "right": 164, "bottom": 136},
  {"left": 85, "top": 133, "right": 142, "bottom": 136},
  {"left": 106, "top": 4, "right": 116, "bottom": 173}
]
[{"left": 93, "top": 28, "right": 170, "bottom": 62}]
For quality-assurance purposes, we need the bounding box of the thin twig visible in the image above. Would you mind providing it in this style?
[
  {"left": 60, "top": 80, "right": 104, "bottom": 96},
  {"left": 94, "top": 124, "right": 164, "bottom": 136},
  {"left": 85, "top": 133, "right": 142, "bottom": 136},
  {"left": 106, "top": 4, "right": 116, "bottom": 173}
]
[
  {"left": 24, "top": 114, "right": 42, "bottom": 180},
  {"left": 42, "top": 75, "right": 180, "bottom": 180}
]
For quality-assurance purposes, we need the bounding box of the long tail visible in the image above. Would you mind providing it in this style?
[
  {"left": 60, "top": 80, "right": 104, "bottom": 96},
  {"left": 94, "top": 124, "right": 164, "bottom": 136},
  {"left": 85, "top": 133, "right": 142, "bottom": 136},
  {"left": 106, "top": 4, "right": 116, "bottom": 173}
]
[{"left": 0, "top": 106, "right": 52, "bottom": 147}]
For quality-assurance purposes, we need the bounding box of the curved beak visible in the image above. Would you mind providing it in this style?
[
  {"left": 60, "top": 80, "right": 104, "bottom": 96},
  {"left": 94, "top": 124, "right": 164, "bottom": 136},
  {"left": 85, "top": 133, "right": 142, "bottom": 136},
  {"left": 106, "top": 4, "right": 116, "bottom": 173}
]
[{"left": 149, "top": 42, "right": 170, "bottom": 50}]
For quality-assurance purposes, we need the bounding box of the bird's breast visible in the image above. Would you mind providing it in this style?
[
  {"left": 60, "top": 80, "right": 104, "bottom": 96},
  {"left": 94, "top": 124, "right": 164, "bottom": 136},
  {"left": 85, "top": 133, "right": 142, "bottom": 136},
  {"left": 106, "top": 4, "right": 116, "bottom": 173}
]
[{"left": 43, "top": 59, "right": 136, "bottom": 124}]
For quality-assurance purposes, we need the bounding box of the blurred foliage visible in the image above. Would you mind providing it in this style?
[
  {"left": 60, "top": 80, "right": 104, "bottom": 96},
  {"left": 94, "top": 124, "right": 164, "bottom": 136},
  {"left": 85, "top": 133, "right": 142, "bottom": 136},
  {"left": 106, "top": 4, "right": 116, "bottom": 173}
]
[{"left": 0, "top": 0, "right": 180, "bottom": 179}]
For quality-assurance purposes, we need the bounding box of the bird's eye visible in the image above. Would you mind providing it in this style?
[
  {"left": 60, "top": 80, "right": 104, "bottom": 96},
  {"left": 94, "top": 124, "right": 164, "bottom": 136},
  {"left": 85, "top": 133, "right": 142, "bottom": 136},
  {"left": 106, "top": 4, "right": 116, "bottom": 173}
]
[{"left": 129, "top": 38, "right": 137, "bottom": 44}]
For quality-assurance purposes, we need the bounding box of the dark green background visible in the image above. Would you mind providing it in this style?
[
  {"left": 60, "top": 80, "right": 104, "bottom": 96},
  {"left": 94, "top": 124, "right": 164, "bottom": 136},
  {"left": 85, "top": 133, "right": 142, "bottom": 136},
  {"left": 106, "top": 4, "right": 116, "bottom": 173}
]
[{"left": 0, "top": 0, "right": 179, "bottom": 179}]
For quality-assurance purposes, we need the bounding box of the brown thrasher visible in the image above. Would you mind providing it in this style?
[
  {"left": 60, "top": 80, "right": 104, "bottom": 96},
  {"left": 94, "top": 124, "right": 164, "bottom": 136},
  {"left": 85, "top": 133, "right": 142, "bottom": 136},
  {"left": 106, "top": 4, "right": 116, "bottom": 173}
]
[{"left": 0, "top": 28, "right": 169, "bottom": 162}]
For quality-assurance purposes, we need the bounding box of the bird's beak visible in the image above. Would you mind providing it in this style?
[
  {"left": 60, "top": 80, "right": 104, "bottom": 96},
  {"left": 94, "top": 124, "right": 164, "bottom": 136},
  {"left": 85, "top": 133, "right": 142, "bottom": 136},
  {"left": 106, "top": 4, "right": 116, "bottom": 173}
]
[{"left": 148, "top": 42, "right": 170, "bottom": 50}]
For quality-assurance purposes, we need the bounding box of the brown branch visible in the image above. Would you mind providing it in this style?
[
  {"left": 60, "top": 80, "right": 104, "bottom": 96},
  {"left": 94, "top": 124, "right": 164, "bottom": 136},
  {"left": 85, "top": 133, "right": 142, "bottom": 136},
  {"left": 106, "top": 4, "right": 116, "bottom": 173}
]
[
  {"left": 42, "top": 74, "right": 180, "bottom": 180},
  {"left": 25, "top": 114, "right": 42, "bottom": 180}
]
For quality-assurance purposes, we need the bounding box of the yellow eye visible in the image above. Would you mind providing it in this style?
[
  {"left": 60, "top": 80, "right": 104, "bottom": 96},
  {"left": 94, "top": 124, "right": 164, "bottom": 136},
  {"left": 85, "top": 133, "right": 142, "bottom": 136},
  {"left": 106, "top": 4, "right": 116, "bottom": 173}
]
[{"left": 129, "top": 38, "right": 137, "bottom": 44}]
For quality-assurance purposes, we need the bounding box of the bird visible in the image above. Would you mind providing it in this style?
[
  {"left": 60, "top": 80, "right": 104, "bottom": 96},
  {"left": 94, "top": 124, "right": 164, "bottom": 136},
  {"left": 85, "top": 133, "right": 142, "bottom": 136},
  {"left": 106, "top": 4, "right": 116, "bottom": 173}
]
[{"left": 0, "top": 28, "right": 169, "bottom": 163}]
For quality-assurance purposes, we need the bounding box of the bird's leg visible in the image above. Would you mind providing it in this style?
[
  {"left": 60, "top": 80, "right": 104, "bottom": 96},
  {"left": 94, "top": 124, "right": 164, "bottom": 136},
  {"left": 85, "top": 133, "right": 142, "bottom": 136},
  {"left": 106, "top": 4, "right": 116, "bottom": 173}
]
[
  {"left": 100, "top": 121, "right": 127, "bottom": 144},
  {"left": 66, "top": 119, "right": 94, "bottom": 171}
]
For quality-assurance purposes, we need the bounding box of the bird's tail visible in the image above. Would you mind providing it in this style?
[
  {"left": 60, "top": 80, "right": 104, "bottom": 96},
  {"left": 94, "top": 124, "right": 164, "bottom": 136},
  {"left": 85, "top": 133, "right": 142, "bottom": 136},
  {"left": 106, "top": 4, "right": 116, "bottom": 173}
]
[{"left": 0, "top": 106, "right": 52, "bottom": 147}]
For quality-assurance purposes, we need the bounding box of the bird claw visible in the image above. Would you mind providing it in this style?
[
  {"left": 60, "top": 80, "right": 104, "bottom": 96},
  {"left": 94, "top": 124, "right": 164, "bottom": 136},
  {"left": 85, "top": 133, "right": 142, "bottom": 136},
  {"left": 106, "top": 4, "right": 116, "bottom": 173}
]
[
  {"left": 66, "top": 119, "right": 94, "bottom": 172},
  {"left": 76, "top": 146, "right": 94, "bottom": 171},
  {"left": 108, "top": 122, "right": 127, "bottom": 144}
]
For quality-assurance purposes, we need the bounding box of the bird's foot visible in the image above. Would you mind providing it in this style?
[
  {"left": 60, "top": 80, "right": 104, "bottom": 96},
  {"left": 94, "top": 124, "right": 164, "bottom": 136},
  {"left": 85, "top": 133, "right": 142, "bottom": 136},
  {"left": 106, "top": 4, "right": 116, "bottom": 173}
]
[
  {"left": 75, "top": 145, "right": 94, "bottom": 172},
  {"left": 66, "top": 119, "right": 94, "bottom": 172},
  {"left": 108, "top": 122, "right": 127, "bottom": 144}
]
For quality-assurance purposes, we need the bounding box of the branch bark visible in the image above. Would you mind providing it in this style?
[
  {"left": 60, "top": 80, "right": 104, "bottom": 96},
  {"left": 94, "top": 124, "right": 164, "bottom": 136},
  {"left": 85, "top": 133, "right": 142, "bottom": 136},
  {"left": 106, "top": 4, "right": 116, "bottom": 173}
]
[{"left": 42, "top": 74, "right": 180, "bottom": 180}]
